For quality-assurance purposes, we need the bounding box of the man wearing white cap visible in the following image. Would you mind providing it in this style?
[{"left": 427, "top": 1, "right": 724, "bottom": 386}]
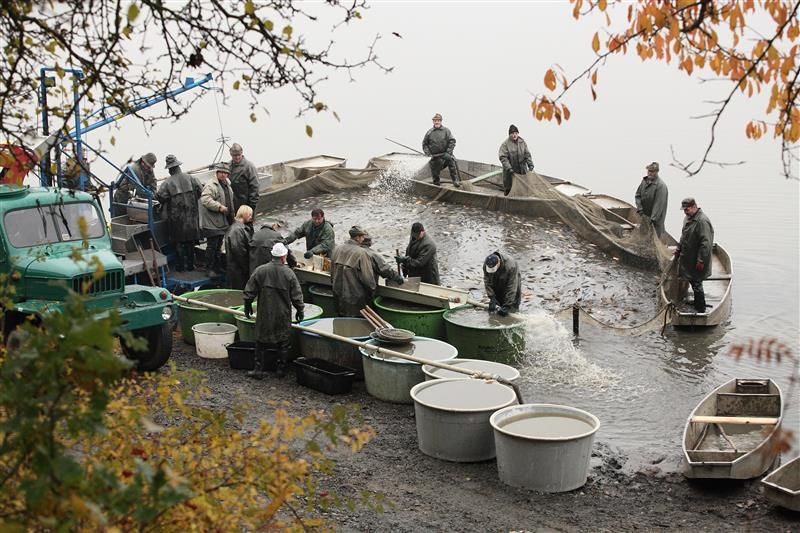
[
  {"left": 243, "top": 242, "right": 305, "bottom": 378},
  {"left": 483, "top": 251, "right": 522, "bottom": 316}
]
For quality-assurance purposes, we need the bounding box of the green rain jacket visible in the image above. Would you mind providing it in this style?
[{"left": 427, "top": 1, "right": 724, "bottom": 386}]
[
  {"left": 635, "top": 175, "right": 669, "bottom": 236},
  {"left": 483, "top": 251, "right": 522, "bottom": 311},
  {"left": 243, "top": 259, "right": 304, "bottom": 344},
  {"left": 677, "top": 208, "right": 714, "bottom": 282},
  {"left": 285, "top": 219, "right": 335, "bottom": 256},
  {"left": 330, "top": 239, "right": 376, "bottom": 317},
  {"left": 229, "top": 156, "right": 260, "bottom": 211}
]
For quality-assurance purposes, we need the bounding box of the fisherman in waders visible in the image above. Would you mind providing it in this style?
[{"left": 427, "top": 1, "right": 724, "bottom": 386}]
[
  {"left": 284, "top": 208, "right": 335, "bottom": 260},
  {"left": 635, "top": 161, "right": 669, "bottom": 237},
  {"left": 362, "top": 232, "right": 405, "bottom": 294},
  {"left": 483, "top": 252, "right": 522, "bottom": 316},
  {"left": 396, "top": 222, "right": 440, "bottom": 285},
  {"left": 674, "top": 197, "right": 714, "bottom": 312},
  {"left": 112, "top": 152, "right": 157, "bottom": 216},
  {"left": 224, "top": 205, "right": 253, "bottom": 290},
  {"left": 199, "top": 162, "right": 235, "bottom": 277},
  {"left": 243, "top": 242, "right": 304, "bottom": 379},
  {"left": 422, "top": 113, "right": 461, "bottom": 188},
  {"left": 330, "top": 226, "right": 376, "bottom": 317},
  {"left": 250, "top": 220, "right": 296, "bottom": 272},
  {"left": 498, "top": 124, "right": 534, "bottom": 196},
  {"left": 228, "top": 142, "right": 260, "bottom": 213},
  {"left": 156, "top": 154, "right": 202, "bottom": 271}
]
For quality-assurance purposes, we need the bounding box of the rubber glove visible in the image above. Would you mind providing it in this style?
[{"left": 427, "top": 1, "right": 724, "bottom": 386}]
[
  {"left": 286, "top": 253, "right": 297, "bottom": 268},
  {"left": 395, "top": 255, "right": 408, "bottom": 266},
  {"left": 695, "top": 260, "right": 704, "bottom": 272},
  {"left": 497, "top": 306, "right": 509, "bottom": 317},
  {"left": 304, "top": 250, "right": 313, "bottom": 259},
  {"left": 295, "top": 309, "right": 304, "bottom": 323},
  {"left": 488, "top": 298, "right": 497, "bottom": 313},
  {"left": 393, "top": 274, "right": 405, "bottom": 285},
  {"left": 244, "top": 300, "right": 254, "bottom": 319}
]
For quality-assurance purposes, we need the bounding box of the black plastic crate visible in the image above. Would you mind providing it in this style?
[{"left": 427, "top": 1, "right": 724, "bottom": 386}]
[
  {"left": 226, "top": 341, "right": 256, "bottom": 370},
  {"left": 293, "top": 357, "right": 356, "bottom": 395}
]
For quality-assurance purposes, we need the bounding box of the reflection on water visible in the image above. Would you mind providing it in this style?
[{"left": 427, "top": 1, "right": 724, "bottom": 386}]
[{"left": 265, "top": 178, "right": 798, "bottom": 471}]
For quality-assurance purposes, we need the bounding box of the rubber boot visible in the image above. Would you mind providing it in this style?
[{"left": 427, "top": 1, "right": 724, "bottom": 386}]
[
  {"left": 275, "top": 346, "right": 290, "bottom": 378},
  {"left": 693, "top": 291, "right": 706, "bottom": 312},
  {"left": 247, "top": 346, "right": 265, "bottom": 380}
]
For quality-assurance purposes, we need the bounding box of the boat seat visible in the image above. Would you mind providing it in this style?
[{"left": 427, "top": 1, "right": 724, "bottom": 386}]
[
  {"left": 705, "top": 275, "right": 732, "bottom": 281},
  {"left": 687, "top": 450, "right": 748, "bottom": 462},
  {"left": 690, "top": 415, "right": 779, "bottom": 425}
]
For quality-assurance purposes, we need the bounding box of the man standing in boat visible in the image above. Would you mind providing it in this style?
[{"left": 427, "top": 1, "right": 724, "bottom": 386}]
[
  {"left": 330, "top": 225, "right": 376, "bottom": 316},
  {"left": 498, "top": 124, "right": 534, "bottom": 196},
  {"left": 675, "top": 197, "right": 714, "bottom": 312},
  {"left": 199, "top": 162, "right": 235, "bottom": 277},
  {"left": 422, "top": 113, "right": 461, "bottom": 188},
  {"left": 635, "top": 161, "right": 669, "bottom": 237},
  {"left": 156, "top": 154, "right": 202, "bottom": 272},
  {"left": 228, "top": 142, "right": 260, "bottom": 213},
  {"left": 483, "top": 251, "right": 522, "bottom": 316},
  {"left": 396, "top": 222, "right": 440, "bottom": 285},
  {"left": 243, "top": 242, "right": 305, "bottom": 379},
  {"left": 284, "top": 208, "right": 336, "bottom": 260}
]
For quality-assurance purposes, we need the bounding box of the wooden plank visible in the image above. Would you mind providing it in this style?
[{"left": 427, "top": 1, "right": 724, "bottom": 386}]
[
  {"left": 706, "top": 275, "right": 732, "bottom": 281},
  {"left": 691, "top": 415, "right": 779, "bottom": 425},
  {"left": 467, "top": 169, "right": 502, "bottom": 184}
]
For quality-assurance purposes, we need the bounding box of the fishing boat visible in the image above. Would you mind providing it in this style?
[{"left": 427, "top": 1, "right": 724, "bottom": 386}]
[
  {"left": 369, "top": 152, "right": 675, "bottom": 270},
  {"left": 682, "top": 378, "right": 783, "bottom": 479},
  {"left": 761, "top": 455, "right": 800, "bottom": 511},
  {"left": 659, "top": 243, "right": 733, "bottom": 327}
]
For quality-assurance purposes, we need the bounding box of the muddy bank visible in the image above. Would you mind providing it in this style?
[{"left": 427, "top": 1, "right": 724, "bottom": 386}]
[{"left": 165, "top": 336, "right": 797, "bottom": 532}]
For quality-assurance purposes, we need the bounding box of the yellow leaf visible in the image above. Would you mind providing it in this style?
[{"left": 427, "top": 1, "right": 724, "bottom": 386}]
[
  {"left": 305, "top": 125, "right": 313, "bottom": 137},
  {"left": 233, "top": 80, "right": 240, "bottom": 90},
  {"left": 562, "top": 105, "right": 571, "bottom": 120},
  {"left": 592, "top": 32, "right": 600, "bottom": 53},
  {"left": 127, "top": 3, "right": 140, "bottom": 22},
  {"left": 244, "top": 1, "right": 255, "bottom": 16},
  {"left": 544, "top": 69, "right": 557, "bottom": 91},
  {"left": 110, "top": 136, "right": 116, "bottom": 146},
  {"left": 591, "top": 69, "right": 598, "bottom": 85},
  {"left": 598, "top": 0, "right": 607, "bottom": 10}
]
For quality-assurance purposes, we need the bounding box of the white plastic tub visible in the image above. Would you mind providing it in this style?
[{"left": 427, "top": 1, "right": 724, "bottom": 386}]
[
  {"left": 192, "top": 322, "right": 238, "bottom": 359},
  {"left": 490, "top": 403, "right": 600, "bottom": 493}
]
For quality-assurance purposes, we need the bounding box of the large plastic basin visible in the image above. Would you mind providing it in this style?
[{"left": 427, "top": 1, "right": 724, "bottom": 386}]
[
  {"left": 373, "top": 295, "right": 447, "bottom": 340},
  {"left": 178, "top": 289, "right": 243, "bottom": 345},
  {"left": 443, "top": 306, "right": 525, "bottom": 364}
]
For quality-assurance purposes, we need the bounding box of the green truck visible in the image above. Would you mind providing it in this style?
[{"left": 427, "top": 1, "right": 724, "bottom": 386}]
[{"left": 0, "top": 184, "right": 175, "bottom": 370}]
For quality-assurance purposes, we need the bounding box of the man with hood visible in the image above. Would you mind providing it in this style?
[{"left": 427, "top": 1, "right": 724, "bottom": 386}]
[
  {"left": 498, "top": 124, "right": 534, "bottom": 196},
  {"left": 156, "top": 154, "right": 202, "bottom": 271},
  {"left": 250, "top": 220, "right": 296, "bottom": 272},
  {"left": 228, "top": 142, "right": 260, "bottom": 212},
  {"left": 483, "top": 251, "right": 522, "bottom": 316},
  {"left": 243, "top": 242, "right": 304, "bottom": 379},
  {"left": 396, "top": 222, "right": 440, "bottom": 285},
  {"left": 199, "top": 162, "right": 235, "bottom": 277},
  {"left": 675, "top": 197, "right": 714, "bottom": 312},
  {"left": 330, "top": 225, "right": 376, "bottom": 317},
  {"left": 284, "top": 208, "right": 335, "bottom": 259},
  {"left": 422, "top": 113, "right": 461, "bottom": 188},
  {"left": 112, "top": 152, "right": 157, "bottom": 216},
  {"left": 635, "top": 161, "right": 669, "bottom": 237}
]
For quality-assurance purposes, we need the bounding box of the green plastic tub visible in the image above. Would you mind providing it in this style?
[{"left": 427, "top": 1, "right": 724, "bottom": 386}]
[
  {"left": 373, "top": 295, "right": 448, "bottom": 340},
  {"left": 234, "top": 303, "right": 324, "bottom": 342},
  {"left": 442, "top": 306, "right": 526, "bottom": 364},
  {"left": 178, "top": 289, "right": 243, "bottom": 345},
  {"left": 309, "top": 284, "right": 336, "bottom": 317}
]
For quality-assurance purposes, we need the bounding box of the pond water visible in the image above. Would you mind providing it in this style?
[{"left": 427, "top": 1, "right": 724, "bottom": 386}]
[{"left": 264, "top": 172, "right": 798, "bottom": 471}]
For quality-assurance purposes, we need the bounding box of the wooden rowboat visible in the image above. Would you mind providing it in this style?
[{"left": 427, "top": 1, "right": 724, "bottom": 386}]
[
  {"left": 682, "top": 378, "right": 783, "bottom": 479},
  {"left": 660, "top": 243, "right": 733, "bottom": 327},
  {"left": 761, "top": 455, "right": 800, "bottom": 511}
]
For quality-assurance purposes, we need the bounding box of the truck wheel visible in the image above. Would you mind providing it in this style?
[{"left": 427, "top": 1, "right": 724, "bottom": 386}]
[{"left": 120, "top": 323, "right": 172, "bottom": 371}]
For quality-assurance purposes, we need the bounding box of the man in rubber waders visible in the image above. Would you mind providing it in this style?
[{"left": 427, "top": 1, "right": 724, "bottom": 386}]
[
  {"left": 483, "top": 252, "right": 521, "bottom": 317},
  {"left": 284, "top": 208, "right": 335, "bottom": 260},
  {"left": 396, "top": 222, "right": 440, "bottom": 285},
  {"left": 635, "top": 161, "right": 669, "bottom": 237},
  {"left": 498, "top": 124, "right": 534, "bottom": 196},
  {"left": 330, "top": 225, "right": 375, "bottom": 317},
  {"left": 422, "top": 113, "right": 461, "bottom": 188},
  {"left": 243, "top": 242, "right": 304, "bottom": 379},
  {"left": 674, "top": 197, "right": 714, "bottom": 312},
  {"left": 362, "top": 232, "right": 405, "bottom": 292}
]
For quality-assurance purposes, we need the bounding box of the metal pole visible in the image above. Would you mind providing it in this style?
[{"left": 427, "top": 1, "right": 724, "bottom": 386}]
[{"left": 572, "top": 303, "right": 580, "bottom": 336}]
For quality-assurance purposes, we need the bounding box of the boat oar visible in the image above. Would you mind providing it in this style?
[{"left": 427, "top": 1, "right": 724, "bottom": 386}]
[
  {"left": 384, "top": 137, "right": 477, "bottom": 180},
  {"left": 291, "top": 322, "right": 524, "bottom": 404}
]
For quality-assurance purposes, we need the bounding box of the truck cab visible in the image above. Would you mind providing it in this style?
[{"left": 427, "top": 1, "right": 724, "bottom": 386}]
[{"left": 0, "top": 184, "right": 175, "bottom": 370}]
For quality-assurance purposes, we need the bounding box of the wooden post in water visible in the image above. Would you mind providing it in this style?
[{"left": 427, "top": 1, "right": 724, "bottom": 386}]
[{"left": 572, "top": 303, "right": 580, "bottom": 336}]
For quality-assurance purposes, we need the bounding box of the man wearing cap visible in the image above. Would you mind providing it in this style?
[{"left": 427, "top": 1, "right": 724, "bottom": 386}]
[
  {"left": 422, "top": 113, "right": 461, "bottom": 188},
  {"left": 284, "top": 208, "right": 336, "bottom": 259},
  {"left": 228, "top": 143, "right": 260, "bottom": 212},
  {"left": 635, "top": 162, "right": 669, "bottom": 237},
  {"left": 396, "top": 222, "right": 440, "bottom": 285},
  {"left": 243, "top": 242, "right": 305, "bottom": 378},
  {"left": 361, "top": 233, "right": 405, "bottom": 290},
  {"left": 675, "top": 197, "right": 714, "bottom": 312},
  {"left": 483, "top": 251, "right": 522, "bottom": 316},
  {"left": 156, "top": 154, "right": 203, "bottom": 271},
  {"left": 250, "top": 220, "right": 296, "bottom": 272},
  {"left": 498, "top": 124, "right": 534, "bottom": 196},
  {"left": 330, "top": 225, "right": 376, "bottom": 316},
  {"left": 225, "top": 205, "right": 254, "bottom": 290},
  {"left": 200, "top": 162, "right": 235, "bottom": 277},
  {"left": 112, "top": 152, "right": 158, "bottom": 216}
]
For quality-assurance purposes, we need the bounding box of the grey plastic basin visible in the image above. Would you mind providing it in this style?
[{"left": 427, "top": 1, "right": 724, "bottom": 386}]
[
  {"left": 490, "top": 403, "right": 600, "bottom": 493},
  {"left": 422, "top": 358, "right": 521, "bottom": 382}
]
